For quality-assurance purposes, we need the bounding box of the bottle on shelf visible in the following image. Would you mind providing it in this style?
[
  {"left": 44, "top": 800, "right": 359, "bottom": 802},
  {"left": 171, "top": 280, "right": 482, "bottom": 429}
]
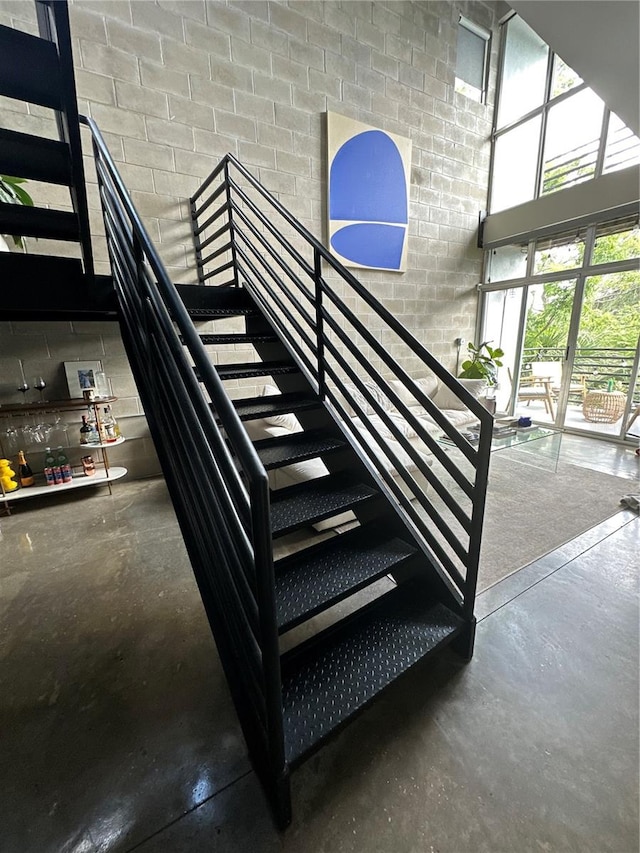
[
  {"left": 17, "top": 450, "right": 35, "bottom": 487},
  {"left": 44, "top": 446, "right": 56, "bottom": 468},
  {"left": 56, "top": 446, "right": 73, "bottom": 484},
  {"left": 101, "top": 405, "right": 119, "bottom": 442},
  {"left": 80, "top": 415, "right": 94, "bottom": 445},
  {"left": 85, "top": 407, "right": 100, "bottom": 444}
]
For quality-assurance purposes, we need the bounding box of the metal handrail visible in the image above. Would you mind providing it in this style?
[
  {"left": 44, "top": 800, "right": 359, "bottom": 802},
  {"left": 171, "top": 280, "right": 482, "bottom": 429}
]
[
  {"left": 83, "top": 117, "right": 286, "bottom": 781},
  {"left": 190, "top": 153, "right": 494, "bottom": 617}
]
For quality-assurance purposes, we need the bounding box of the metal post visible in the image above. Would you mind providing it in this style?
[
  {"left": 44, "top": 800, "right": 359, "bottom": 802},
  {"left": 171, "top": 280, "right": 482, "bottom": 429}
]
[
  {"left": 224, "top": 159, "right": 240, "bottom": 287},
  {"left": 314, "top": 248, "right": 325, "bottom": 399}
]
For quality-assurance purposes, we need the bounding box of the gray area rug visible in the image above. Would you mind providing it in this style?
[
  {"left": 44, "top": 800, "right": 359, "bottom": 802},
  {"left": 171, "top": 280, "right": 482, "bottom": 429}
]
[{"left": 479, "top": 454, "right": 632, "bottom": 590}]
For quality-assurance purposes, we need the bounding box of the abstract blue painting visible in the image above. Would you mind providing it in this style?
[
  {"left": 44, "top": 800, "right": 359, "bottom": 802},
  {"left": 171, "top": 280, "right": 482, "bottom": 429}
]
[{"left": 327, "top": 112, "right": 412, "bottom": 272}]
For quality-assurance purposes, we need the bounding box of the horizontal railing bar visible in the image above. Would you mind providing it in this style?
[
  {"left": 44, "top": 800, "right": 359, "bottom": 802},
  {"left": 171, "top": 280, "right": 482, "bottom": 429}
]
[
  {"left": 320, "top": 286, "right": 481, "bottom": 481},
  {"left": 200, "top": 258, "right": 234, "bottom": 279},
  {"left": 194, "top": 198, "right": 230, "bottom": 237},
  {"left": 227, "top": 175, "right": 316, "bottom": 281},
  {"left": 199, "top": 220, "right": 231, "bottom": 252},
  {"left": 233, "top": 233, "right": 317, "bottom": 329},
  {"left": 192, "top": 178, "right": 227, "bottom": 220},
  {"left": 190, "top": 156, "right": 228, "bottom": 206},
  {"left": 231, "top": 204, "right": 315, "bottom": 306},
  {"left": 320, "top": 349, "right": 474, "bottom": 547},
  {"left": 200, "top": 240, "right": 233, "bottom": 268},
  {"left": 327, "top": 392, "right": 467, "bottom": 591}
]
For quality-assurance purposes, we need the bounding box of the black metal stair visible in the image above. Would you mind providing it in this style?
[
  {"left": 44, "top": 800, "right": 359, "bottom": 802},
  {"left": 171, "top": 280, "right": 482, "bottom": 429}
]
[
  {"left": 170, "top": 240, "right": 483, "bottom": 829},
  {"left": 0, "top": 23, "right": 62, "bottom": 107},
  {"left": 197, "top": 333, "right": 278, "bottom": 345},
  {"left": 0, "top": 203, "right": 80, "bottom": 241}
]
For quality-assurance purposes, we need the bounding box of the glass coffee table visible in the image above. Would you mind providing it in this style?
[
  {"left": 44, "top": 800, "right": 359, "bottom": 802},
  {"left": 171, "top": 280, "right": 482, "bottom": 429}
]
[{"left": 438, "top": 425, "right": 563, "bottom": 473}]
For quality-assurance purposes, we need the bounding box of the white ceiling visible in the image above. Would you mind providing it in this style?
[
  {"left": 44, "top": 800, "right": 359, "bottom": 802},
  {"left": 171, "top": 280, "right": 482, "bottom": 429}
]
[{"left": 508, "top": 0, "right": 640, "bottom": 136}]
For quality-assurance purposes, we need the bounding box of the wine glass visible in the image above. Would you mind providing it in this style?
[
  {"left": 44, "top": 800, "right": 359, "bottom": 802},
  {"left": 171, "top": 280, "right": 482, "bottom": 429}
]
[
  {"left": 34, "top": 376, "right": 46, "bottom": 402},
  {"left": 17, "top": 381, "right": 29, "bottom": 401}
]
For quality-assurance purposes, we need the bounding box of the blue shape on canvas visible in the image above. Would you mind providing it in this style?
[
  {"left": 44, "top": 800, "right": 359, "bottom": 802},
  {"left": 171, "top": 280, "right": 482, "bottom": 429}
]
[{"left": 329, "top": 127, "right": 409, "bottom": 271}]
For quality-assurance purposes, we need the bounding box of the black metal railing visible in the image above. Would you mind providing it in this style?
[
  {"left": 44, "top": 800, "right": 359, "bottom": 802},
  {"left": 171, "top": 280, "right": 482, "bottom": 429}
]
[
  {"left": 83, "top": 118, "right": 287, "bottom": 800},
  {"left": 542, "top": 125, "right": 640, "bottom": 194},
  {"left": 191, "top": 154, "right": 494, "bottom": 618},
  {"left": 522, "top": 346, "right": 638, "bottom": 394}
]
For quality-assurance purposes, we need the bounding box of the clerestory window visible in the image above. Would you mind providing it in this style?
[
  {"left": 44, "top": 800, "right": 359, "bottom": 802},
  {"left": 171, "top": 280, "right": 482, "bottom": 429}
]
[
  {"left": 489, "top": 14, "right": 640, "bottom": 214},
  {"left": 455, "top": 15, "right": 491, "bottom": 103}
]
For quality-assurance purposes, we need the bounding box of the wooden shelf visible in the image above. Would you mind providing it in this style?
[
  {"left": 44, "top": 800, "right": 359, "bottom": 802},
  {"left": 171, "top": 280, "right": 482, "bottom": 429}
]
[{"left": 0, "top": 466, "right": 127, "bottom": 504}]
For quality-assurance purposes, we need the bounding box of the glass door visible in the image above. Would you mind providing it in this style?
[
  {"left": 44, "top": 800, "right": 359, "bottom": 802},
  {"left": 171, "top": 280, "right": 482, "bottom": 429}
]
[
  {"left": 569, "top": 271, "right": 640, "bottom": 438},
  {"left": 517, "top": 279, "right": 578, "bottom": 427}
]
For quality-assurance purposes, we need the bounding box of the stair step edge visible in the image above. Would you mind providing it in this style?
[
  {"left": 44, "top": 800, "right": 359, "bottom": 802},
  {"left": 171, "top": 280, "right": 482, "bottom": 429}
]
[
  {"left": 229, "top": 393, "right": 321, "bottom": 422},
  {"left": 275, "top": 527, "right": 418, "bottom": 633},
  {"left": 254, "top": 431, "right": 345, "bottom": 470},
  {"left": 270, "top": 474, "right": 379, "bottom": 537},
  {"left": 281, "top": 583, "right": 464, "bottom": 766}
]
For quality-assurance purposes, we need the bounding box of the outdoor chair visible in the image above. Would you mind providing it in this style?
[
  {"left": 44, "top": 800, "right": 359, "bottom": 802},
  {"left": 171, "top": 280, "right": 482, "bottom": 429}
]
[
  {"left": 530, "top": 361, "right": 587, "bottom": 400},
  {"left": 508, "top": 368, "right": 557, "bottom": 418}
]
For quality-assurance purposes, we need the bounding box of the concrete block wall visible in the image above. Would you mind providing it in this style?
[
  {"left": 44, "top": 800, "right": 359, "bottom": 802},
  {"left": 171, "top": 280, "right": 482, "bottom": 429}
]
[{"left": 0, "top": 0, "right": 499, "bottom": 479}]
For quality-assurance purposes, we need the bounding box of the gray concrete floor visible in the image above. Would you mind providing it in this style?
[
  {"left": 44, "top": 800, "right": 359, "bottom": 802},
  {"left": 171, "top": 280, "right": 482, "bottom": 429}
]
[{"left": 1, "top": 439, "right": 638, "bottom": 853}]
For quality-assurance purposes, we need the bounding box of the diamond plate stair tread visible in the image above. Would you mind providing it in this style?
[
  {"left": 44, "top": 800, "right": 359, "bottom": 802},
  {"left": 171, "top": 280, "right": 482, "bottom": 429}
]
[
  {"left": 254, "top": 430, "right": 345, "bottom": 470},
  {"left": 177, "top": 284, "right": 257, "bottom": 317},
  {"left": 196, "top": 333, "right": 278, "bottom": 345},
  {"left": 270, "top": 474, "right": 379, "bottom": 537},
  {"left": 186, "top": 306, "right": 258, "bottom": 317},
  {"left": 230, "top": 392, "right": 320, "bottom": 421},
  {"left": 216, "top": 361, "right": 299, "bottom": 380},
  {"left": 281, "top": 587, "right": 464, "bottom": 765},
  {"left": 275, "top": 526, "right": 418, "bottom": 632}
]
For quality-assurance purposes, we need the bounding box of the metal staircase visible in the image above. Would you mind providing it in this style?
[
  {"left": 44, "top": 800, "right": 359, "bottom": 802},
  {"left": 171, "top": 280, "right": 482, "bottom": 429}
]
[{"left": 1, "top": 0, "right": 494, "bottom": 829}]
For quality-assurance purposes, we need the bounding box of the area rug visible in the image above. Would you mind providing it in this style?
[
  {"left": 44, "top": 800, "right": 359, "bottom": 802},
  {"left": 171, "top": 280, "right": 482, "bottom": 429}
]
[{"left": 478, "top": 455, "right": 634, "bottom": 590}]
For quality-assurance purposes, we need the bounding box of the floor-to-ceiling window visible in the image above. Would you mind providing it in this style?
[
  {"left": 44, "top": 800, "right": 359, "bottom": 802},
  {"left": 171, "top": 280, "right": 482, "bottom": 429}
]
[
  {"left": 479, "top": 217, "right": 640, "bottom": 441},
  {"left": 478, "top": 14, "right": 640, "bottom": 443}
]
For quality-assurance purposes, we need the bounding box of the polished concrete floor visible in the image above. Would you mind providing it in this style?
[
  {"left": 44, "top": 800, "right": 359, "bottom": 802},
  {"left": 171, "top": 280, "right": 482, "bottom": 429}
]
[{"left": 1, "top": 440, "right": 638, "bottom": 852}]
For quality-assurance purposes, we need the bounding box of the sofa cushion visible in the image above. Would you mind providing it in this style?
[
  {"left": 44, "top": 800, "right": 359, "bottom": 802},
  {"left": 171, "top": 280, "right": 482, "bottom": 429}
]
[
  {"left": 388, "top": 374, "right": 438, "bottom": 407},
  {"left": 431, "top": 378, "right": 486, "bottom": 411},
  {"left": 342, "top": 380, "right": 394, "bottom": 417},
  {"left": 260, "top": 384, "right": 300, "bottom": 431}
]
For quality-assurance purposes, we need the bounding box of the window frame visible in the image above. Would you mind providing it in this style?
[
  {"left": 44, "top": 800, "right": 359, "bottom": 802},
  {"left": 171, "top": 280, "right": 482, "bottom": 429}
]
[
  {"left": 487, "top": 14, "right": 639, "bottom": 214},
  {"left": 455, "top": 15, "right": 491, "bottom": 104}
]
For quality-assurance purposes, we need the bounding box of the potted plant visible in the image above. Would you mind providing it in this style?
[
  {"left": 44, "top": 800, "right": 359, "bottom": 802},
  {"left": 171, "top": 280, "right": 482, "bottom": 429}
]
[
  {"left": 458, "top": 341, "right": 504, "bottom": 386},
  {"left": 0, "top": 175, "right": 34, "bottom": 250}
]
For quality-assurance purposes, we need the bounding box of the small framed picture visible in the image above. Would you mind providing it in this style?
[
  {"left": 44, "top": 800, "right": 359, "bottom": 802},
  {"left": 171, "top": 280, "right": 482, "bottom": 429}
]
[{"left": 64, "top": 360, "right": 103, "bottom": 399}]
